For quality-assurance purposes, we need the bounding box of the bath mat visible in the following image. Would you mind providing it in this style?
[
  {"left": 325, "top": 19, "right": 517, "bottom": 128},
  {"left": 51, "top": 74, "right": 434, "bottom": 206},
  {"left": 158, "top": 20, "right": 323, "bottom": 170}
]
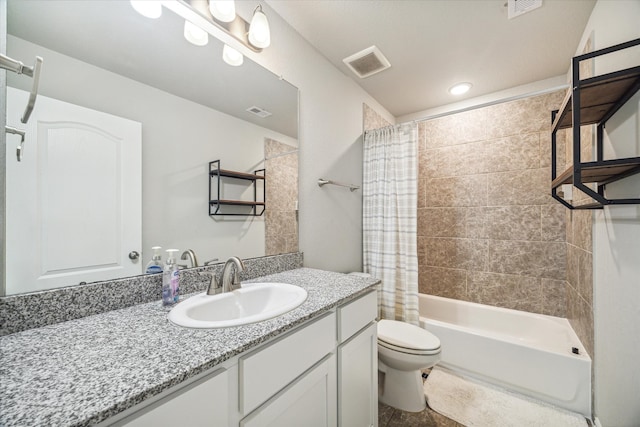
[{"left": 423, "top": 367, "right": 587, "bottom": 427}]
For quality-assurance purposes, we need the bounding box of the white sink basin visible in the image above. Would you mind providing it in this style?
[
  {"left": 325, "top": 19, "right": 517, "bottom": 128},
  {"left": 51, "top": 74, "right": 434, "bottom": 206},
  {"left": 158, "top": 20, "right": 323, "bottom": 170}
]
[{"left": 168, "top": 282, "right": 308, "bottom": 329}]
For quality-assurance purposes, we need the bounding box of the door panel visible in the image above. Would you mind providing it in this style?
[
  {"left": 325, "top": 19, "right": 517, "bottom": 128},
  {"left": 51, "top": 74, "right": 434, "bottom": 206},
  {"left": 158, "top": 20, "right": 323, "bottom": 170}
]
[{"left": 6, "top": 87, "right": 142, "bottom": 293}]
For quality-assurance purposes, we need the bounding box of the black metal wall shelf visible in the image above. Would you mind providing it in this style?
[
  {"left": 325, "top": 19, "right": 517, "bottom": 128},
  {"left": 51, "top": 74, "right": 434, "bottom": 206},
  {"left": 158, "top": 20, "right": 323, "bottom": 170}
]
[
  {"left": 209, "top": 160, "right": 265, "bottom": 216},
  {"left": 551, "top": 38, "right": 640, "bottom": 210}
]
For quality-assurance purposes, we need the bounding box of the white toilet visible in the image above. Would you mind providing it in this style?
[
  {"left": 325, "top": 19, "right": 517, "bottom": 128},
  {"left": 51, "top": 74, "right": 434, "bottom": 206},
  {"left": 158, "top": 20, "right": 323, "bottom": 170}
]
[{"left": 377, "top": 319, "right": 441, "bottom": 412}]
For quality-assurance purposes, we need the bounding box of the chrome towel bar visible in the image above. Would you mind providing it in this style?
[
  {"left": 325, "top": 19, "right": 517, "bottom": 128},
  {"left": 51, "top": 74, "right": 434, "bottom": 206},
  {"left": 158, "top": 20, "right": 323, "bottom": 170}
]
[{"left": 317, "top": 178, "right": 360, "bottom": 192}]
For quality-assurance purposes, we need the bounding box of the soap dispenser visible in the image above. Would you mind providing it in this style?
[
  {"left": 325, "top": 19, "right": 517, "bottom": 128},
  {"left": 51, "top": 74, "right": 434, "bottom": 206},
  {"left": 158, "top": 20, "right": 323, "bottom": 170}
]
[
  {"left": 162, "top": 249, "right": 180, "bottom": 306},
  {"left": 145, "top": 246, "right": 163, "bottom": 274}
]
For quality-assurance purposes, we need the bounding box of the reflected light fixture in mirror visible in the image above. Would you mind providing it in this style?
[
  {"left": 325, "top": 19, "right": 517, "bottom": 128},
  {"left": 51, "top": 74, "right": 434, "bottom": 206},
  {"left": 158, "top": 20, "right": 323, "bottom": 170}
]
[
  {"left": 130, "top": 1, "right": 162, "bottom": 19},
  {"left": 209, "top": 0, "right": 236, "bottom": 23},
  {"left": 223, "top": 44, "right": 244, "bottom": 66},
  {"left": 248, "top": 5, "right": 271, "bottom": 48},
  {"left": 184, "top": 20, "right": 209, "bottom": 46}
]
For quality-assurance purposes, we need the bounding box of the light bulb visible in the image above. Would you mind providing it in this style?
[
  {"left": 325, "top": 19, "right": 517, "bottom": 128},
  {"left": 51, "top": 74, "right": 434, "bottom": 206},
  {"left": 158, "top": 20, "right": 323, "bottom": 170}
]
[
  {"left": 209, "top": 0, "right": 236, "bottom": 23},
  {"left": 448, "top": 82, "right": 472, "bottom": 95},
  {"left": 130, "top": 1, "right": 162, "bottom": 19},
  {"left": 248, "top": 5, "right": 271, "bottom": 48},
  {"left": 223, "top": 45, "right": 244, "bottom": 66},
  {"left": 184, "top": 21, "right": 209, "bottom": 46}
]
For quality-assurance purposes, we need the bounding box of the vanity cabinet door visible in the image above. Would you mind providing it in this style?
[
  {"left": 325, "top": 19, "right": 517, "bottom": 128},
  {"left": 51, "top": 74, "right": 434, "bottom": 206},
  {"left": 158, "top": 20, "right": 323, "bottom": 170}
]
[
  {"left": 338, "top": 322, "right": 378, "bottom": 427},
  {"left": 240, "top": 354, "right": 337, "bottom": 427},
  {"left": 117, "top": 368, "right": 230, "bottom": 427}
]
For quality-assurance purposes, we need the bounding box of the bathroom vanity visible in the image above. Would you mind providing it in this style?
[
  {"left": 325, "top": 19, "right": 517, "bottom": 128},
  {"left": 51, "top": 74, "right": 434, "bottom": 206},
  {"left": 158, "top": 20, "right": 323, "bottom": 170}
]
[{"left": 0, "top": 268, "right": 379, "bottom": 427}]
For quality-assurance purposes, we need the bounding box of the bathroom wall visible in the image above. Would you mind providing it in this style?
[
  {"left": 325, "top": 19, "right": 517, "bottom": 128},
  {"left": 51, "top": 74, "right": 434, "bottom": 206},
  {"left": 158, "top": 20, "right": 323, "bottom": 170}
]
[
  {"left": 574, "top": 2, "right": 640, "bottom": 425},
  {"left": 265, "top": 138, "right": 299, "bottom": 255},
  {"left": 232, "top": 2, "right": 395, "bottom": 273},
  {"left": 417, "top": 91, "right": 568, "bottom": 316}
]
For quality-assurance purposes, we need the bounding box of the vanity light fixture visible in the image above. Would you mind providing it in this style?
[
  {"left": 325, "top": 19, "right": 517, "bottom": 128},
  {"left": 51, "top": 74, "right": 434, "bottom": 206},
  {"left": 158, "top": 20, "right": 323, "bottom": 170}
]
[
  {"left": 448, "top": 82, "right": 472, "bottom": 96},
  {"left": 248, "top": 5, "right": 271, "bottom": 48},
  {"left": 184, "top": 20, "right": 209, "bottom": 46},
  {"left": 130, "top": 0, "right": 162, "bottom": 19},
  {"left": 135, "top": 1, "right": 272, "bottom": 55},
  {"left": 209, "top": 0, "right": 236, "bottom": 23},
  {"left": 223, "top": 44, "right": 244, "bottom": 66}
]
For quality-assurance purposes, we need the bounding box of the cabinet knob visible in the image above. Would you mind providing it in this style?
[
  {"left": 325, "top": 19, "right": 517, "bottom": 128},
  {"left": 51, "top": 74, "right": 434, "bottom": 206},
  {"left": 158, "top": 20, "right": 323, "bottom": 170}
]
[{"left": 128, "top": 251, "right": 140, "bottom": 260}]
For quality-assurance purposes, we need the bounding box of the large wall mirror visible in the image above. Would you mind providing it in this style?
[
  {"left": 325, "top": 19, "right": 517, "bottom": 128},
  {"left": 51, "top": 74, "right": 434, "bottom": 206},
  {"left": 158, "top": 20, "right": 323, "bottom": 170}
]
[{"left": 3, "top": 0, "right": 299, "bottom": 296}]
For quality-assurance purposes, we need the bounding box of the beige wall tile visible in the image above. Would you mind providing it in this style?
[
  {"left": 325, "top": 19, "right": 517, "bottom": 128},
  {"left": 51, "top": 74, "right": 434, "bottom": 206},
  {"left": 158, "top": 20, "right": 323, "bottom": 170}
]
[
  {"left": 485, "top": 206, "right": 541, "bottom": 241},
  {"left": 489, "top": 240, "right": 565, "bottom": 280},
  {"left": 541, "top": 279, "right": 567, "bottom": 317},
  {"left": 567, "top": 285, "right": 594, "bottom": 358},
  {"left": 541, "top": 204, "right": 566, "bottom": 242},
  {"left": 466, "top": 207, "right": 487, "bottom": 239},
  {"left": 487, "top": 168, "right": 551, "bottom": 206},
  {"left": 420, "top": 207, "right": 467, "bottom": 238},
  {"left": 363, "top": 103, "right": 392, "bottom": 131},
  {"left": 426, "top": 238, "right": 488, "bottom": 271},
  {"left": 426, "top": 141, "right": 486, "bottom": 178},
  {"left": 426, "top": 175, "right": 488, "bottom": 207},
  {"left": 484, "top": 133, "right": 541, "bottom": 173},
  {"left": 467, "top": 271, "right": 542, "bottom": 312},
  {"left": 567, "top": 244, "right": 579, "bottom": 287},
  {"left": 419, "top": 266, "right": 466, "bottom": 299},
  {"left": 418, "top": 178, "right": 427, "bottom": 208},
  {"left": 422, "top": 108, "right": 487, "bottom": 149},
  {"left": 541, "top": 129, "right": 567, "bottom": 169},
  {"left": 484, "top": 91, "right": 566, "bottom": 139},
  {"left": 578, "top": 249, "right": 593, "bottom": 304},
  {"left": 566, "top": 209, "right": 574, "bottom": 245},
  {"left": 573, "top": 210, "right": 593, "bottom": 252}
]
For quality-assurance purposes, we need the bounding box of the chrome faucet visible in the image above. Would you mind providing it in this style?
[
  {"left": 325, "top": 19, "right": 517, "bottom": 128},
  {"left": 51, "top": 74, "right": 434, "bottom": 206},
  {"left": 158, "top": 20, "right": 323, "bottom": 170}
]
[
  {"left": 221, "top": 256, "right": 245, "bottom": 293},
  {"left": 180, "top": 249, "right": 198, "bottom": 268}
]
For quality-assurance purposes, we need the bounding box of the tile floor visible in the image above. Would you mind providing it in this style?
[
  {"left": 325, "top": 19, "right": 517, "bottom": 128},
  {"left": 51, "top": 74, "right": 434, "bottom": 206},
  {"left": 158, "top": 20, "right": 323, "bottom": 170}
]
[{"left": 378, "top": 401, "right": 463, "bottom": 427}]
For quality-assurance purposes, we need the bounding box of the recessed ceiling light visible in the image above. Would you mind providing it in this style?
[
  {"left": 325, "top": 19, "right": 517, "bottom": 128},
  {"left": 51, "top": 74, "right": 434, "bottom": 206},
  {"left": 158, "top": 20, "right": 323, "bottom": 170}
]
[{"left": 449, "top": 82, "right": 472, "bottom": 96}]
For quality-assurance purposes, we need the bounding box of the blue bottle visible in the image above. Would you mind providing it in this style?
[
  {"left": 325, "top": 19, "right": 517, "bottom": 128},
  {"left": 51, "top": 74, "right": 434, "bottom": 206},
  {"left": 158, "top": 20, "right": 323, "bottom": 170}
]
[{"left": 145, "top": 246, "right": 163, "bottom": 274}]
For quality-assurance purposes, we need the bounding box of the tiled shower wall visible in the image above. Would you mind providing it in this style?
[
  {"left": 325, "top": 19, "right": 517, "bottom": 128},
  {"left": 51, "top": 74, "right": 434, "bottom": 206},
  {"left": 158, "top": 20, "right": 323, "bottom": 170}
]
[
  {"left": 417, "top": 91, "right": 569, "bottom": 316},
  {"left": 265, "top": 138, "right": 299, "bottom": 256},
  {"left": 363, "top": 93, "right": 594, "bottom": 355},
  {"left": 562, "top": 39, "right": 595, "bottom": 357},
  {"left": 363, "top": 103, "right": 392, "bottom": 131}
]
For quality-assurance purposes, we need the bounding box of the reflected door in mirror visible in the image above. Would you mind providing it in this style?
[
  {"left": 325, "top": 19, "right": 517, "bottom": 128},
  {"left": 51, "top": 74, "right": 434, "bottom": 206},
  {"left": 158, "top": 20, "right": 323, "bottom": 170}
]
[{"left": 6, "top": 88, "right": 142, "bottom": 294}]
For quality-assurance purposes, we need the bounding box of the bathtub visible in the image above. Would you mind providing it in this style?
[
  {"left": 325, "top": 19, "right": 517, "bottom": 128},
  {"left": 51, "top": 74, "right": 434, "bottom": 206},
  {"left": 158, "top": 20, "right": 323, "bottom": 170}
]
[{"left": 418, "top": 294, "right": 591, "bottom": 417}]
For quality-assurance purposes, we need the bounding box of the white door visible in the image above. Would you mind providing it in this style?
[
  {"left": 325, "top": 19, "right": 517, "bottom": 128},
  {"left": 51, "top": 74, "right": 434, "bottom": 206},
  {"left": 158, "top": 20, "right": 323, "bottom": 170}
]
[{"left": 6, "top": 87, "right": 142, "bottom": 294}]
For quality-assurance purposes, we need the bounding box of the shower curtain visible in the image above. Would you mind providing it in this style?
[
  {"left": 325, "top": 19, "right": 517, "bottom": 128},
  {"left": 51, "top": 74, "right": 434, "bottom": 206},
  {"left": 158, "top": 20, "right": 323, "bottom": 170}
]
[{"left": 363, "top": 122, "right": 419, "bottom": 325}]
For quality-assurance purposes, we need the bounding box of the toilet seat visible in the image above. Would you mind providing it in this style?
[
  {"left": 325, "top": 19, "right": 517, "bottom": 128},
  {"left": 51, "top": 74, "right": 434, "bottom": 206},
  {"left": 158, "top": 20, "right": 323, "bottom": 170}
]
[{"left": 378, "top": 319, "right": 441, "bottom": 355}]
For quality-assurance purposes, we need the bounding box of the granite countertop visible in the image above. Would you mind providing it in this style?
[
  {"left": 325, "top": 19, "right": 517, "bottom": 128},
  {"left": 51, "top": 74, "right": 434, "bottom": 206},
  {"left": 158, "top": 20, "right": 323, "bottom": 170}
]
[{"left": 0, "top": 268, "right": 379, "bottom": 427}]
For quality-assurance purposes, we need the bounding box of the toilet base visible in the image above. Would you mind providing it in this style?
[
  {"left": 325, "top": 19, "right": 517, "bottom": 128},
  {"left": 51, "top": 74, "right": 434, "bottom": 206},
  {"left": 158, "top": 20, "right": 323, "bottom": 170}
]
[{"left": 378, "top": 360, "right": 426, "bottom": 412}]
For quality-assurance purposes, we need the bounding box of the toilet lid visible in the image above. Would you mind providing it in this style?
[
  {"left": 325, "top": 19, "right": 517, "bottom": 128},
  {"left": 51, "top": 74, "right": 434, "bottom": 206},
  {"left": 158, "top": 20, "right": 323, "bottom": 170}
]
[{"left": 377, "top": 319, "right": 440, "bottom": 352}]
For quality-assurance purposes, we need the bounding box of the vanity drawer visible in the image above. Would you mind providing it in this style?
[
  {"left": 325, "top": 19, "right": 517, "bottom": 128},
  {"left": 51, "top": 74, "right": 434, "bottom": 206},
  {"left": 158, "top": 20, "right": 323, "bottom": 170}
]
[
  {"left": 338, "top": 290, "right": 377, "bottom": 343},
  {"left": 239, "top": 311, "right": 336, "bottom": 415}
]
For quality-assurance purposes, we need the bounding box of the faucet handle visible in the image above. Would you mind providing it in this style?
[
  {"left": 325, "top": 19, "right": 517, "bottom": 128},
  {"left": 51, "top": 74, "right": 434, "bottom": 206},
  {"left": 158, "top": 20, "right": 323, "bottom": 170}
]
[{"left": 199, "top": 272, "right": 221, "bottom": 295}]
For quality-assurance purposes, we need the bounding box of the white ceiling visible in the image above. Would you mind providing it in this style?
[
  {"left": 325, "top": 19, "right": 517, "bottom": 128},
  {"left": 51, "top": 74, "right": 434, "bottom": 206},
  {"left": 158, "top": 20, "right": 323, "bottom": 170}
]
[{"left": 267, "top": 0, "right": 597, "bottom": 117}]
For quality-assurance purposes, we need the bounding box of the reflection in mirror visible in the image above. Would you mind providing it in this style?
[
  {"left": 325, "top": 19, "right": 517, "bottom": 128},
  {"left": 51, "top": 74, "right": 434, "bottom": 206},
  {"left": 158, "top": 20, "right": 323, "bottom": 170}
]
[{"left": 3, "top": 0, "right": 299, "bottom": 295}]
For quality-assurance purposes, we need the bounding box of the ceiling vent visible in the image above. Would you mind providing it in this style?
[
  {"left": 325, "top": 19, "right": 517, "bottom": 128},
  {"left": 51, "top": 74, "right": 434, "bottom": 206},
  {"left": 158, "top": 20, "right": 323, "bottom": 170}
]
[
  {"left": 507, "top": 0, "right": 543, "bottom": 19},
  {"left": 246, "top": 106, "right": 272, "bottom": 118},
  {"left": 343, "top": 46, "right": 391, "bottom": 79}
]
